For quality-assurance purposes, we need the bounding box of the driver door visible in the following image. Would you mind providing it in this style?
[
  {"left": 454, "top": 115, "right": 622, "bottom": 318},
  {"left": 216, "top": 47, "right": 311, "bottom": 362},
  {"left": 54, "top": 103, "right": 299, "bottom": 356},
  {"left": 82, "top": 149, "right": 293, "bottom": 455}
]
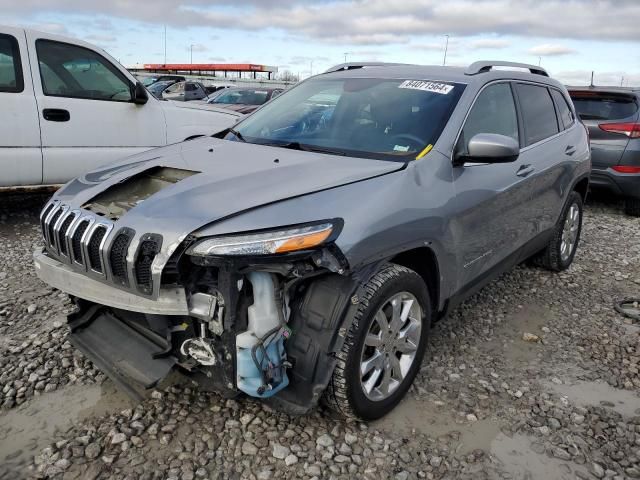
[{"left": 26, "top": 31, "right": 165, "bottom": 184}]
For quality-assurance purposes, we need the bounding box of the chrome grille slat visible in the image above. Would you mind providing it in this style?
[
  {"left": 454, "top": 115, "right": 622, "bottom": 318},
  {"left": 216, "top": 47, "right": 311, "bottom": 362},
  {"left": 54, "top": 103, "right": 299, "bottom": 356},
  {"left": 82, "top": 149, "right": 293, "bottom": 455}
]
[{"left": 40, "top": 202, "right": 161, "bottom": 297}]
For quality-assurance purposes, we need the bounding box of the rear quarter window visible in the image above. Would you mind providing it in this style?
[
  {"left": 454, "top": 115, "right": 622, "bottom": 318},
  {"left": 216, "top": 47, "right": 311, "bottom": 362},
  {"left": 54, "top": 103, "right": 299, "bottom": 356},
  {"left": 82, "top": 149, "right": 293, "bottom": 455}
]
[
  {"left": 550, "top": 89, "right": 575, "bottom": 130},
  {"left": 515, "top": 83, "right": 559, "bottom": 146},
  {"left": 569, "top": 93, "right": 639, "bottom": 121}
]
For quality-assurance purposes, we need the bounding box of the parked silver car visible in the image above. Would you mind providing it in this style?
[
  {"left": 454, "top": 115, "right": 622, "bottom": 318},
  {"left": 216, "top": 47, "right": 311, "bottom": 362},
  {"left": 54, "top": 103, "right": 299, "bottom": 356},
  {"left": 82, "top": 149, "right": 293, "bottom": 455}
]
[{"left": 34, "top": 61, "right": 590, "bottom": 419}]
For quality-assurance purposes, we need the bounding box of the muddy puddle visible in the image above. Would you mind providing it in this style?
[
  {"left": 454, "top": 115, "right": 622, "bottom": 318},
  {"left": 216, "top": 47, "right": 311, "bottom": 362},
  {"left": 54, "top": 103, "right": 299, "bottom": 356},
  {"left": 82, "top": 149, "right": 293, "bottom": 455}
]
[
  {"left": 0, "top": 381, "right": 132, "bottom": 476},
  {"left": 547, "top": 380, "right": 640, "bottom": 417},
  {"left": 372, "top": 396, "right": 503, "bottom": 454},
  {"left": 492, "top": 304, "right": 552, "bottom": 361},
  {"left": 490, "top": 433, "right": 579, "bottom": 479}
]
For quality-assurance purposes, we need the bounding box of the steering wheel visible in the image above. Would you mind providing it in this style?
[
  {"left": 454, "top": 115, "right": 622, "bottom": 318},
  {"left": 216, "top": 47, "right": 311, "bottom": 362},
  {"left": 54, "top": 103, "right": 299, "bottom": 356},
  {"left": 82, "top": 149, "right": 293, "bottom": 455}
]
[{"left": 387, "top": 133, "right": 425, "bottom": 150}]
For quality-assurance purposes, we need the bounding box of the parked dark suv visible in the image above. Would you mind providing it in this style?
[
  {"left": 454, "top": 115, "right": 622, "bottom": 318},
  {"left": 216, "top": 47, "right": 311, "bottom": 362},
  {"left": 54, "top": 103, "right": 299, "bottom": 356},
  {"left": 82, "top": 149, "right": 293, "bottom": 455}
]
[
  {"left": 569, "top": 87, "right": 640, "bottom": 216},
  {"left": 35, "top": 61, "right": 590, "bottom": 420}
]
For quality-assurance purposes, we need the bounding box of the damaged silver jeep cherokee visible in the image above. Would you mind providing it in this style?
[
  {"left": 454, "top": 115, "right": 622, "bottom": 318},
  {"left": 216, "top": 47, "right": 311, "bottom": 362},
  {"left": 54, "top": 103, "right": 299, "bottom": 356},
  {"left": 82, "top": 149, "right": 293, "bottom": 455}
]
[{"left": 34, "top": 61, "right": 590, "bottom": 420}]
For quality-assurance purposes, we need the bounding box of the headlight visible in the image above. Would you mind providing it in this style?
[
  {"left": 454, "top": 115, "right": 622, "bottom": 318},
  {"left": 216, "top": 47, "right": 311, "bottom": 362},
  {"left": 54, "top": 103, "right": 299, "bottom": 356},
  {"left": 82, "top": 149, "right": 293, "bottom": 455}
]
[{"left": 187, "top": 223, "right": 335, "bottom": 257}]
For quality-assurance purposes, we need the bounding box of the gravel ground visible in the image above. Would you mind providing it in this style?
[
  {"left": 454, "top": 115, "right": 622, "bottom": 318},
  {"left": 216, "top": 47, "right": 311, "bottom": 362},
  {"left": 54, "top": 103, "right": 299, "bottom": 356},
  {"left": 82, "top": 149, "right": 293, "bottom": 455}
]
[{"left": 0, "top": 192, "right": 638, "bottom": 480}]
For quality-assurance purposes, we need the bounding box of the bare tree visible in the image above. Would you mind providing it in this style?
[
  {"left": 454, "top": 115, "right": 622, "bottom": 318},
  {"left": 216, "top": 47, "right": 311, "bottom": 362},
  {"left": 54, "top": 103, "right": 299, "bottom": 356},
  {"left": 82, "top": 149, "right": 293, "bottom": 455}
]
[{"left": 277, "top": 70, "right": 300, "bottom": 83}]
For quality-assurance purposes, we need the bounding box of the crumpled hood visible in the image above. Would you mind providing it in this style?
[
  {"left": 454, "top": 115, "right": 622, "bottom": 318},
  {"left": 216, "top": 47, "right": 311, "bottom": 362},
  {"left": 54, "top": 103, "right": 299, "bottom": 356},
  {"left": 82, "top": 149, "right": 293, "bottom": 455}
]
[{"left": 54, "top": 136, "right": 405, "bottom": 254}]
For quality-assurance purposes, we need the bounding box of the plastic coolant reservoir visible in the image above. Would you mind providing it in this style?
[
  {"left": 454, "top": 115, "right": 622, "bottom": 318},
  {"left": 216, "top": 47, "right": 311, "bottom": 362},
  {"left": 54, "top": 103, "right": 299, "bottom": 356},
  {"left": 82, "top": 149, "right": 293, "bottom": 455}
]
[{"left": 236, "top": 272, "right": 289, "bottom": 398}]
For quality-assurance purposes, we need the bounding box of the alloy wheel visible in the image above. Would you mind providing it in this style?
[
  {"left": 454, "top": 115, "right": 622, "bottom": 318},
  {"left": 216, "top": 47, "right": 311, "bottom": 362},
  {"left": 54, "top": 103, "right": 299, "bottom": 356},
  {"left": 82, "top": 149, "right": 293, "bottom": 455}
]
[
  {"left": 359, "top": 292, "right": 422, "bottom": 401},
  {"left": 560, "top": 202, "right": 580, "bottom": 262}
]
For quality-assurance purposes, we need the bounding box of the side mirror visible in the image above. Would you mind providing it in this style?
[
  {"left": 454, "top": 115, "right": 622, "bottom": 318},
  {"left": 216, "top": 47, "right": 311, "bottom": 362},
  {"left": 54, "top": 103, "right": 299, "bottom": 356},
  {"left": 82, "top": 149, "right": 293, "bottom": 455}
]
[
  {"left": 132, "top": 82, "right": 149, "bottom": 105},
  {"left": 458, "top": 133, "right": 519, "bottom": 164}
]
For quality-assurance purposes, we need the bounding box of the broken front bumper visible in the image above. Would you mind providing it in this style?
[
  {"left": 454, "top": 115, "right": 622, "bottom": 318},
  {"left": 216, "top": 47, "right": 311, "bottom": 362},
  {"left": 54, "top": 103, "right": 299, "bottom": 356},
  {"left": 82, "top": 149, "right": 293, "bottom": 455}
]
[{"left": 33, "top": 247, "right": 188, "bottom": 315}]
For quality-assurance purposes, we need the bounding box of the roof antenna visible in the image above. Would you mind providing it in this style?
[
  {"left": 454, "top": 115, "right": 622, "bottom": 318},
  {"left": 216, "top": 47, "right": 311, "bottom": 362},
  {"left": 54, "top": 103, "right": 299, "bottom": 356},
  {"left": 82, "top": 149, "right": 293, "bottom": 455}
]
[{"left": 590, "top": 71, "right": 594, "bottom": 88}]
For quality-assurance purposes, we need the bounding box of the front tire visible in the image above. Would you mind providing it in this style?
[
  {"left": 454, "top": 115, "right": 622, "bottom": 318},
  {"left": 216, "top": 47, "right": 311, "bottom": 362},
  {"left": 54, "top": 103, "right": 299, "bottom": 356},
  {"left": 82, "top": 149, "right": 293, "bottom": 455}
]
[
  {"left": 323, "top": 264, "right": 431, "bottom": 420},
  {"left": 531, "top": 191, "right": 583, "bottom": 271}
]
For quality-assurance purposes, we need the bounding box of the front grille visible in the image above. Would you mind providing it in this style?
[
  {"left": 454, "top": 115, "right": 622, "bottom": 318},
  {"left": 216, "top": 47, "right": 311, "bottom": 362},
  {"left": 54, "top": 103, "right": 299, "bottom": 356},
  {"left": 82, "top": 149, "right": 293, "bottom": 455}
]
[
  {"left": 135, "top": 239, "right": 160, "bottom": 293},
  {"left": 40, "top": 203, "right": 54, "bottom": 238},
  {"left": 88, "top": 226, "right": 107, "bottom": 272},
  {"left": 109, "top": 232, "right": 131, "bottom": 283},
  {"left": 47, "top": 209, "right": 63, "bottom": 248},
  {"left": 72, "top": 220, "right": 90, "bottom": 263},
  {"left": 57, "top": 213, "right": 76, "bottom": 255},
  {"left": 40, "top": 202, "right": 165, "bottom": 296}
]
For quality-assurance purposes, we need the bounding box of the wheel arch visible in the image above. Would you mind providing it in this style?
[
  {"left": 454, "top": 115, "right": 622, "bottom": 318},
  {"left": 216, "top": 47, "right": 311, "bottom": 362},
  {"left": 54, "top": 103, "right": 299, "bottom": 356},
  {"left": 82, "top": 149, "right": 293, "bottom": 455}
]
[
  {"left": 389, "top": 246, "right": 440, "bottom": 316},
  {"left": 573, "top": 175, "right": 590, "bottom": 203}
]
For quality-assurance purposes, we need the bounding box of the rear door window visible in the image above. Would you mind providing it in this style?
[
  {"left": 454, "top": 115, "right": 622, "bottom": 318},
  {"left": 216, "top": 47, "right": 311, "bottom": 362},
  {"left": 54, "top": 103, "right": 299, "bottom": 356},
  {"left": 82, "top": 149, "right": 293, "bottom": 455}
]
[
  {"left": 0, "top": 34, "right": 23, "bottom": 93},
  {"left": 569, "top": 93, "right": 639, "bottom": 121},
  {"left": 515, "top": 83, "right": 559, "bottom": 146},
  {"left": 550, "top": 89, "right": 575, "bottom": 130}
]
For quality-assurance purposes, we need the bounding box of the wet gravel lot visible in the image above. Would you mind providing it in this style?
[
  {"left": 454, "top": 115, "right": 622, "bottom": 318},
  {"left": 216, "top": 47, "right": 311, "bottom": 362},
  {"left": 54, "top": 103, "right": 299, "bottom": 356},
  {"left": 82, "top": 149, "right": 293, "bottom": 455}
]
[{"left": 0, "top": 193, "right": 638, "bottom": 480}]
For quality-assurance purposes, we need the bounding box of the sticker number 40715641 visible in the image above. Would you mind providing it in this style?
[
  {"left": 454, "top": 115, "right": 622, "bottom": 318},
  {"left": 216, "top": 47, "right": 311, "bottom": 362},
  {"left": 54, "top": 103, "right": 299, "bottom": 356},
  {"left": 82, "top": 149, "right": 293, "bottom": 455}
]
[{"left": 399, "top": 80, "right": 454, "bottom": 95}]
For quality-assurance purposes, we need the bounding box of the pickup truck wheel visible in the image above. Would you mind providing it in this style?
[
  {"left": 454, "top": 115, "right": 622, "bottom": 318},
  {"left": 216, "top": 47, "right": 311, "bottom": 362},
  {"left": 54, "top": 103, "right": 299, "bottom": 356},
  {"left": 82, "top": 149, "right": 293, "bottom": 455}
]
[
  {"left": 531, "top": 191, "right": 583, "bottom": 272},
  {"left": 625, "top": 198, "right": 640, "bottom": 217},
  {"left": 323, "top": 264, "right": 431, "bottom": 420}
]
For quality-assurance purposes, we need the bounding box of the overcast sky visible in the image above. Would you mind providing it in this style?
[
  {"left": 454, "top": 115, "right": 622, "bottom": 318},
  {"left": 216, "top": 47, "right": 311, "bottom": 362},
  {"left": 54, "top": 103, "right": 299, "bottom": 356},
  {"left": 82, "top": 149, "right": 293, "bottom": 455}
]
[{"left": 3, "top": 0, "right": 639, "bottom": 85}]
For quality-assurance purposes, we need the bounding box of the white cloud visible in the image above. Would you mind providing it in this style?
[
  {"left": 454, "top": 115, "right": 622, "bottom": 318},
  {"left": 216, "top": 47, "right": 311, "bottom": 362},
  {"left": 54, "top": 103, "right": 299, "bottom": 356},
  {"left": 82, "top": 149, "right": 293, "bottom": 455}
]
[
  {"left": 528, "top": 44, "right": 576, "bottom": 56},
  {"left": 470, "top": 39, "right": 510, "bottom": 49},
  {"left": 6, "top": 1, "right": 640, "bottom": 44}
]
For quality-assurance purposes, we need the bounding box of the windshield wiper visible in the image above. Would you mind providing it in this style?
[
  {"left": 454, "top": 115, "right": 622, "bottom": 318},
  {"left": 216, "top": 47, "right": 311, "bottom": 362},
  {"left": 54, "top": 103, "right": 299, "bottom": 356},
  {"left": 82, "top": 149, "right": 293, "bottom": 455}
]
[
  {"left": 270, "top": 141, "right": 346, "bottom": 156},
  {"left": 228, "top": 128, "right": 246, "bottom": 142}
]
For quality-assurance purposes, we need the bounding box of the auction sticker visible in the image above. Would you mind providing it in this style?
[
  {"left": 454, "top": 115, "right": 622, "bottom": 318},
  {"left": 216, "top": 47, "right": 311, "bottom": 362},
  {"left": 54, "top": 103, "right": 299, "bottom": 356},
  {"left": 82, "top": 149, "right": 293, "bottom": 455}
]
[{"left": 399, "top": 80, "right": 454, "bottom": 94}]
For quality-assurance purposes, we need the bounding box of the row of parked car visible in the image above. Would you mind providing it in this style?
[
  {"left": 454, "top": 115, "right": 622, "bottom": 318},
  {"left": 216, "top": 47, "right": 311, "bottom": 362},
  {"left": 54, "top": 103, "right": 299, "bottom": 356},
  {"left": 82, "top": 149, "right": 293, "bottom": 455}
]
[
  {"left": 142, "top": 75, "right": 284, "bottom": 114},
  {"left": 1, "top": 25, "right": 638, "bottom": 217}
]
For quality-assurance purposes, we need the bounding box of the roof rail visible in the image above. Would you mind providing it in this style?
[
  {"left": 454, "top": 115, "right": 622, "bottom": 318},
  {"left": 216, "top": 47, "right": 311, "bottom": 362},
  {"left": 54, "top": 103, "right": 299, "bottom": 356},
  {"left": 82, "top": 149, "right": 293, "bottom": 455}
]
[
  {"left": 465, "top": 61, "right": 549, "bottom": 77},
  {"left": 324, "top": 62, "right": 414, "bottom": 74}
]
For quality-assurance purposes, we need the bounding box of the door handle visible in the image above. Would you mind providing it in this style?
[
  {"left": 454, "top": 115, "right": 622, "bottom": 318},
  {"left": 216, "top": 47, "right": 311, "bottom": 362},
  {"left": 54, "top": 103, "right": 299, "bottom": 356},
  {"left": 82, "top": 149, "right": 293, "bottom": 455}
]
[
  {"left": 42, "top": 109, "right": 70, "bottom": 122},
  {"left": 516, "top": 164, "right": 535, "bottom": 177},
  {"left": 565, "top": 145, "right": 576, "bottom": 156}
]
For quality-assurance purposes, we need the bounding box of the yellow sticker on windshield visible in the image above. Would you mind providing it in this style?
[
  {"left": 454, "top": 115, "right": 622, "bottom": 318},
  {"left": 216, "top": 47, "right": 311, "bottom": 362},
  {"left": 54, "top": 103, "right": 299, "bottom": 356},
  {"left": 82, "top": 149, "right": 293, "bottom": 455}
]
[{"left": 415, "top": 144, "right": 433, "bottom": 160}]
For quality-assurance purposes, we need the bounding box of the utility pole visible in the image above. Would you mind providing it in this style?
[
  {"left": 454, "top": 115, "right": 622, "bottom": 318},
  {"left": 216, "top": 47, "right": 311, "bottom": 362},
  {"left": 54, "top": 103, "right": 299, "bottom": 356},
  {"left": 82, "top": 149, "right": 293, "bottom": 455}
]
[
  {"left": 443, "top": 35, "right": 449, "bottom": 66},
  {"left": 190, "top": 44, "right": 194, "bottom": 64},
  {"left": 163, "top": 25, "right": 167, "bottom": 65}
]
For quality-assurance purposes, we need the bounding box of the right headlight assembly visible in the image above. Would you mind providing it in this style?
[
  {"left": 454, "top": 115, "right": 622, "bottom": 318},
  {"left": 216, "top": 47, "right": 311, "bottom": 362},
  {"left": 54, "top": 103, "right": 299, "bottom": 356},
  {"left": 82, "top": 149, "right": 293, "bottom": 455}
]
[{"left": 186, "top": 222, "right": 336, "bottom": 257}]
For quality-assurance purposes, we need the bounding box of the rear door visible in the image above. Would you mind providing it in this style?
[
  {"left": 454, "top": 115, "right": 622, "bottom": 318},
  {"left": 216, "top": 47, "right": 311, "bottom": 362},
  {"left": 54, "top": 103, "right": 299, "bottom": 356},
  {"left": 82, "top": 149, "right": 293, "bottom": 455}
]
[
  {"left": 512, "top": 82, "right": 573, "bottom": 235},
  {"left": 569, "top": 90, "right": 639, "bottom": 168},
  {"left": 0, "top": 27, "right": 42, "bottom": 186},
  {"left": 25, "top": 31, "right": 166, "bottom": 184}
]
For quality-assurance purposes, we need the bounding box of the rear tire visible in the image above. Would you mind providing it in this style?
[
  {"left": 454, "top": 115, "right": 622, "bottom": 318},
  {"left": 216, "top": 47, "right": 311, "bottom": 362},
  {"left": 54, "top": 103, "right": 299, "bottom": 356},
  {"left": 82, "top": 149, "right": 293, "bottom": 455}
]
[
  {"left": 625, "top": 198, "right": 640, "bottom": 217},
  {"left": 323, "top": 264, "right": 431, "bottom": 420},
  {"left": 531, "top": 191, "right": 583, "bottom": 272}
]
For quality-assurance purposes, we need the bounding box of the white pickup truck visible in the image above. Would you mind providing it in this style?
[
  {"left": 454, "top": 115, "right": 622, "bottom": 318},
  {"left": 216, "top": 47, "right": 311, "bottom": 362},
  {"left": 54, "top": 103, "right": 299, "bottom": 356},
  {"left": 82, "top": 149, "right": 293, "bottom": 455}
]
[{"left": 0, "top": 25, "right": 241, "bottom": 188}]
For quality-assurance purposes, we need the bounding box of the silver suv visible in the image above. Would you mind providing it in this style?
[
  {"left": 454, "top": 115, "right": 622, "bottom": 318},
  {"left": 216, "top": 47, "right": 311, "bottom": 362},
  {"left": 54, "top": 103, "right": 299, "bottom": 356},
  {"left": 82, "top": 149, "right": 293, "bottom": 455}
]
[{"left": 35, "top": 61, "right": 590, "bottom": 420}]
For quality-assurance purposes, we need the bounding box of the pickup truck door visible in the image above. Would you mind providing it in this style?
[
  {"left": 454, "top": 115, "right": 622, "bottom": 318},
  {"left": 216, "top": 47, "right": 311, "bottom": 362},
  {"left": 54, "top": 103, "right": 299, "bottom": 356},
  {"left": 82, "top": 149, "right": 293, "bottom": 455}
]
[
  {"left": 0, "top": 27, "right": 43, "bottom": 187},
  {"left": 24, "top": 31, "right": 166, "bottom": 185}
]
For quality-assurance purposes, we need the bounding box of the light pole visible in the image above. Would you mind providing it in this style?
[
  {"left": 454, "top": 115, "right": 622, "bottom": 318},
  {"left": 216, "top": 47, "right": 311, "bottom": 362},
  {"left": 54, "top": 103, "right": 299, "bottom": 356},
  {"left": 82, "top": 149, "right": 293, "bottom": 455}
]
[
  {"left": 343, "top": 52, "right": 349, "bottom": 63},
  {"left": 538, "top": 56, "right": 542, "bottom": 66},
  {"left": 163, "top": 25, "right": 167, "bottom": 65},
  {"left": 190, "top": 44, "right": 194, "bottom": 64},
  {"left": 310, "top": 60, "right": 313, "bottom": 77},
  {"left": 443, "top": 35, "right": 449, "bottom": 66}
]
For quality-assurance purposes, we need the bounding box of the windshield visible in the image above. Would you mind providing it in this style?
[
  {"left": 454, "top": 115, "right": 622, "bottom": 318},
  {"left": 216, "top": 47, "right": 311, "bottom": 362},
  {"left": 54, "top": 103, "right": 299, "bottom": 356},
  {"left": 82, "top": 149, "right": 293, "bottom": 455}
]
[
  {"left": 147, "top": 81, "right": 171, "bottom": 98},
  {"left": 142, "top": 77, "right": 158, "bottom": 86},
  {"left": 213, "top": 89, "right": 270, "bottom": 105},
  {"left": 227, "top": 77, "right": 464, "bottom": 161}
]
